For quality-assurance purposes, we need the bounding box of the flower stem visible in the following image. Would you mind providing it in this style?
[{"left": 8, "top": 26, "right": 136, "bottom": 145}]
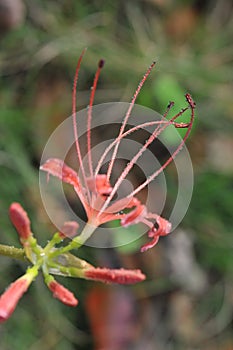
[
  {"left": 73, "top": 222, "right": 96, "bottom": 247},
  {"left": 48, "top": 222, "right": 96, "bottom": 259},
  {"left": 0, "top": 244, "right": 27, "bottom": 262}
]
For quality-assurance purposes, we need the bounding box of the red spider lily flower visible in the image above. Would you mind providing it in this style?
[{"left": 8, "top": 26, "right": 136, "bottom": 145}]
[
  {"left": 9, "top": 202, "right": 31, "bottom": 240},
  {"left": 83, "top": 267, "right": 146, "bottom": 284},
  {"left": 40, "top": 50, "right": 195, "bottom": 251},
  {"left": 47, "top": 279, "right": 78, "bottom": 306},
  {"left": 0, "top": 274, "right": 33, "bottom": 323}
]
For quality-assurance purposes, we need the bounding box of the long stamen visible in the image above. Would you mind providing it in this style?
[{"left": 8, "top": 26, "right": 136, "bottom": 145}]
[
  {"left": 87, "top": 59, "right": 105, "bottom": 178},
  {"left": 72, "top": 49, "right": 91, "bottom": 202},
  {"left": 98, "top": 99, "right": 193, "bottom": 216},
  {"left": 95, "top": 120, "right": 169, "bottom": 176},
  {"left": 128, "top": 94, "right": 195, "bottom": 198},
  {"left": 163, "top": 101, "right": 175, "bottom": 119},
  {"left": 99, "top": 124, "right": 162, "bottom": 215},
  {"left": 106, "top": 61, "right": 156, "bottom": 181},
  {"left": 94, "top": 101, "right": 175, "bottom": 176}
]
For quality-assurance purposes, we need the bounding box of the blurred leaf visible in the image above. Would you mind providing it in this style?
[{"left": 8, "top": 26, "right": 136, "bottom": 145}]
[{"left": 108, "top": 220, "right": 143, "bottom": 254}]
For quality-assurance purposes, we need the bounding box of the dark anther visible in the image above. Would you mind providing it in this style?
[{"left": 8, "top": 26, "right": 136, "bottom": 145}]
[{"left": 98, "top": 59, "right": 105, "bottom": 68}]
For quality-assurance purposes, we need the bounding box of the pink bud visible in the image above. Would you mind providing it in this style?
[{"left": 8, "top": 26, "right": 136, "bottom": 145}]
[
  {"left": 59, "top": 221, "right": 79, "bottom": 238},
  {"left": 9, "top": 203, "right": 31, "bottom": 239},
  {"left": 84, "top": 267, "right": 146, "bottom": 284},
  {"left": 0, "top": 276, "right": 31, "bottom": 323},
  {"left": 48, "top": 280, "right": 78, "bottom": 306}
]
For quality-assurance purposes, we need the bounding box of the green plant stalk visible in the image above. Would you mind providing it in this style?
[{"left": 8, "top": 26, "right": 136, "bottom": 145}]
[
  {"left": 0, "top": 243, "right": 27, "bottom": 261},
  {"left": 48, "top": 222, "right": 96, "bottom": 259},
  {"left": 0, "top": 222, "right": 96, "bottom": 266}
]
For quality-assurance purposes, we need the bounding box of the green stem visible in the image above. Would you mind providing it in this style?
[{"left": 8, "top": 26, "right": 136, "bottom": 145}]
[
  {"left": 73, "top": 222, "right": 96, "bottom": 246},
  {"left": 0, "top": 243, "right": 27, "bottom": 261},
  {"left": 48, "top": 222, "right": 96, "bottom": 259},
  {"left": 43, "top": 232, "right": 63, "bottom": 254}
]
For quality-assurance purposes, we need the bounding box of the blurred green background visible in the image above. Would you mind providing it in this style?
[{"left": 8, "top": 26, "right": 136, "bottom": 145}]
[{"left": 0, "top": 0, "right": 233, "bottom": 349}]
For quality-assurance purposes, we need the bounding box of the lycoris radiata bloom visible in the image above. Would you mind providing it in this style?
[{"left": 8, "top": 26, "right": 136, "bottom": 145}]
[{"left": 41, "top": 49, "right": 195, "bottom": 253}]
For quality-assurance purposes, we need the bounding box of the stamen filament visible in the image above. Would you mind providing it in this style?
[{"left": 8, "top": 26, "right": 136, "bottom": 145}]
[
  {"left": 98, "top": 101, "right": 192, "bottom": 217},
  {"left": 87, "top": 59, "right": 105, "bottom": 178},
  {"left": 99, "top": 124, "right": 162, "bottom": 215},
  {"left": 128, "top": 95, "right": 195, "bottom": 198},
  {"left": 72, "top": 48, "right": 91, "bottom": 203},
  {"left": 95, "top": 120, "right": 170, "bottom": 176},
  {"left": 106, "top": 61, "right": 156, "bottom": 181},
  {"left": 94, "top": 102, "right": 176, "bottom": 176}
]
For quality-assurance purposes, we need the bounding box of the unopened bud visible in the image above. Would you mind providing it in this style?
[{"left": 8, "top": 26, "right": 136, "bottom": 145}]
[
  {"left": 84, "top": 267, "right": 146, "bottom": 284},
  {"left": 48, "top": 280, "right": 78, "bottom": 306},
  {"left": 0, "top": 275, "right": 32, "bottom": 323},
  {"left": 9, "top": 203, "right": 31, "bottom": 240}
]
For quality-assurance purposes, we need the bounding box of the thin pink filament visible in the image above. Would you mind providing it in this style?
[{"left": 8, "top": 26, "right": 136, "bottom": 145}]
[
  {"left": 98, "top": 100, "right": 193, "bottom": 216},
  {"left": 128, "top": 94, "right": 195, "bottom": 198},
  {"left": 95, "top": 120, "right": 169, "bottom": 176},
  {"left": 87, "top": 59, "right": 105, "bottom": 178},
  {"left": 95, "top": 101, "right": 175, "bottom": 176},
  {"left": 72, "top": 49, "right": 91, "bottom": 203},
  {"left": 106, "top": 61, "right": 156, "bottom": 181}
]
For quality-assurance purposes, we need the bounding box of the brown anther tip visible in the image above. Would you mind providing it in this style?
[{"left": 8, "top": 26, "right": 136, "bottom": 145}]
[
  {"left": 174, "top": 122, "right": 190, "bottom": 128},
  {"left": 185, "top": 93, "right": 196, "bottom": 109},
  {"left": 168, "top": 101, "right": 175, "bottom": 108},
  {"left": 98, "top": 59, "right": 105, "bottom": 68}
]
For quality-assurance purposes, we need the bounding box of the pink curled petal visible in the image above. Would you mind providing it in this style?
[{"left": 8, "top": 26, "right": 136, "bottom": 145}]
[
  {"left": 147, "top": 227, "right": 157, "bottom": 238},
  {"left": 140, "top": 235, "right": 160, "bottom": 253},
  {"left": 121, "top": 203, "right": 146, "bottom": 227},
  {"left": 48, "top": 280, "right": 78, "bottom": 307},
  {"left": 40, "top": 158, "right": 80, "bottom": 189},
  {"left": 0, "top": 276, "right": 31, "bottom": 323},
  {"left": 106, "top": 196, "right": 140, "bottom": 214},
  {"left": 105, "top": 198, "right": 132, "bottom": 214},
  {"left": 84, "top": 267, "right": 146, "bottom": 284},
  {"left": 141, "top": 216, "right": 171, "bottom": 252},
  {"left": 156, "top": 217, "right": 172, "bottom": 236},
  {"left": 9, "top": 203, "right": 31, "bottom": 240},
  {"left": 87, "top": 174, "right": 113, "bottom": 197}
]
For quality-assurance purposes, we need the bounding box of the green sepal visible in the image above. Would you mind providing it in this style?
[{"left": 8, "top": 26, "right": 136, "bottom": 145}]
[{"left": 47, "top": 252, "right": 93, "bottom": 277}]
